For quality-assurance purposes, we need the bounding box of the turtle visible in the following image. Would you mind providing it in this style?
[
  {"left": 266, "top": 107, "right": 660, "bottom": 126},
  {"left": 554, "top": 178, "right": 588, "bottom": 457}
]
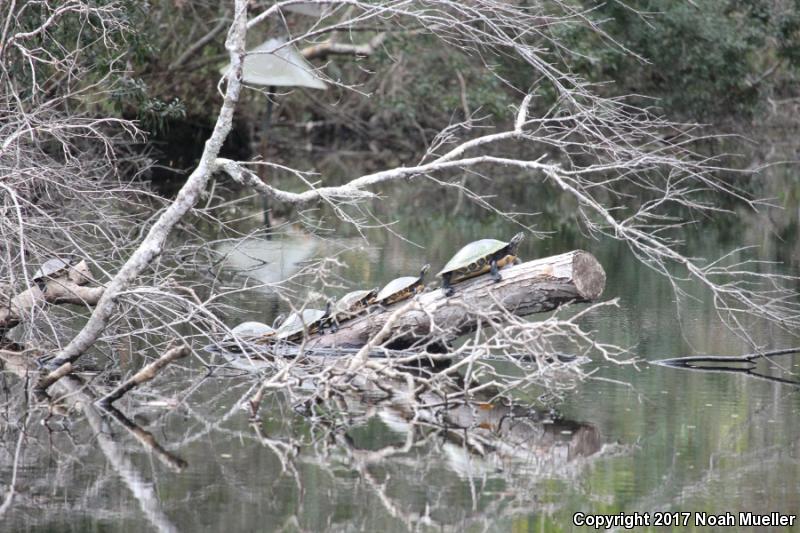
[
  {"left": 274, "top": 307, "right": 330, "bottom": 342},
  {"left": 32, "top": 258, "right": 74, "bottom": 292},
  {"left": 438, "top": 232, "right": 525, "bottom": 296},
  {"left": 221, "top": 321, "right": 276, "bottom": 352},
  {"left": 325, "top": 288, "right": 378, "bottom": 332},
  {"left": 375, "top": 264, "right": 430, "bottom": 306}
]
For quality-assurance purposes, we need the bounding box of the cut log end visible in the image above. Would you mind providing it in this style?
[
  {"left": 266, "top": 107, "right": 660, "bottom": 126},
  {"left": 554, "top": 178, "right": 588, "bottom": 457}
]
[{"left": 572, "top": 250, "right": 606, "bottom": 301}]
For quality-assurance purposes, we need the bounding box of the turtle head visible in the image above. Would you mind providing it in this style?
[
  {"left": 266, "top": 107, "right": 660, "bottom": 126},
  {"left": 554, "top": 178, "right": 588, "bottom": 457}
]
[
  {"left": 272, "top": 313, "right": 286, "bottom": 329},
  {"left": 509, "top": 232, "right": 525, "bottom": 251},
  {"left": 323, "top": 301, "right": 333, "bottom": 317},
  {"left": 419, "top": 263, "right": 431, "bottom": 279}
]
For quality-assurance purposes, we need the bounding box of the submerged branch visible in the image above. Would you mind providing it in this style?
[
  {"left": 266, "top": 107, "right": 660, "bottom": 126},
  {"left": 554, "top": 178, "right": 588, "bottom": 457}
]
[{"left": 99, "top": 345, "right": 191, "bottom": 406}]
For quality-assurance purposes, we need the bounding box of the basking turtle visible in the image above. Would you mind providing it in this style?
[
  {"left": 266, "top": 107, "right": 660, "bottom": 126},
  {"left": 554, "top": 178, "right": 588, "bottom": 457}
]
[
  {"left": 375, "top": 264, "right": 430, "bottom": 306},
  {"left": 325, "top": 288, "right": 378, "bottom": 332},
  {"left": 221, "top": 321, "right": 276, "bottom": 352},
  {"left": 32, "top": 258, "right": 74, "bottom": 292},
  {"left": 275, "top": 307, "right": 330, "bottom": 341},
  {"left": 438, "top": 232, "right": 525, "bottom": 296}
]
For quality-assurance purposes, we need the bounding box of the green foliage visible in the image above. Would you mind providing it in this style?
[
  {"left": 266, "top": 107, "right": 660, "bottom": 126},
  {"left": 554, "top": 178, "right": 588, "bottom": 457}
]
[
  {"left": 560, "top": 0, "right": 800, "bottom": 119},
  {"left": 5, "top": 0, "right": 189, "bottom": 134},
  {"left": 373, "top": 34, "right": 514, "bottom": 128},
  {"left": 110, "top": 78, "right": 186, "bottom": 133}
]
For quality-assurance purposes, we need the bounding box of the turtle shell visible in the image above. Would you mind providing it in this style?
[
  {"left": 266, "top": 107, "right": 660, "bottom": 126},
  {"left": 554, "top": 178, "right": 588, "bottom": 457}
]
[
  {"left": 333, "top": 288, "right": 377, "bottom": 319},
  {"left": 376, "top": 264, "right": 430, "bottom": 305},
  {"left": 32, "top": 258, "right": 72, "bottom": 281},
  {"left": 437, "top": 239, "right": 510, "bottom": 277},
  {"left": 275, "top": 309, "right": 328, "bottom": 340},
  {"left": 222, "top": 321, "right": 275, "bottom": 350},
  {"left": 230, "top": 321, "right": 275, "bottom": 339}
]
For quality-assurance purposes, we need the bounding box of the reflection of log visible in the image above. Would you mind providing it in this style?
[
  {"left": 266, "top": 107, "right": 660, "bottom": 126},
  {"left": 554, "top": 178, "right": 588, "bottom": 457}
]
[
  {"left": 433, "top": 395, "right": 602, "bottom": 463},
  {"left": 0, "top": 260, "right": 103, "bottom": 334},
  {"left": 336, "top": 385, "right": 604, "bottom": 478},
  {"left": 307, "top": 250, "right": 605, "bottom": 349}
]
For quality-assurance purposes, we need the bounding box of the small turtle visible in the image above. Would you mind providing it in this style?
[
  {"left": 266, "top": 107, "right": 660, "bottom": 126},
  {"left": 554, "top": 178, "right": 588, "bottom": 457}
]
[
  {"left": 221, "top": 321, "right": 276, "bottom": 352},
  {"left": 325, "top": 288, "right": 378, "bottom": 332},
  {"left": 275, "top": 307, "right": 330, "bottom": 342},
  {"left": 32, "top": 258, "right": 74, "bottom": 292},
  {"left": 438, "top": 232, "right": 525, "bottom": 296},
  {"left": 375, "top": 264, "right": 430, "bottom": 306}
]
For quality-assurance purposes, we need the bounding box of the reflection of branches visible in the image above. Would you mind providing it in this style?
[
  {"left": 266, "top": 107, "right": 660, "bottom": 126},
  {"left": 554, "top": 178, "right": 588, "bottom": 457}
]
[
  {"left": 290, "top": 385, "right": 615, "bottom": 529},
  {"left": 102, "top": 405, "right": 188, "bottom": 472},
  {"left": 0, "top": 413, "right": 27, "bottom": 518},
  {"left": 0, "top": 352, "right": 185, "bottom": 532},
  {"left": 654, "top": 347, "right": 800, "bottom": 387}
]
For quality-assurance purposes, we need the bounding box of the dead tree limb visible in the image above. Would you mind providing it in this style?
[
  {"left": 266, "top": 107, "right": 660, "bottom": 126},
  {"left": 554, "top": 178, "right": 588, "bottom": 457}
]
[
  {"left": 306, "top": 250, "right": 605, "bottom": 350},
  {"left": 38, "top": 0, "right": 250, "bottom": 388},
  {"left": 99, "top": 345, "right": 191, "bottom": 406},
  {"left": 0, "top": 260, "right": 103, "bottom": 334},
  {"left": 301, "top": 33, "right": 387, "bottom": 60}
]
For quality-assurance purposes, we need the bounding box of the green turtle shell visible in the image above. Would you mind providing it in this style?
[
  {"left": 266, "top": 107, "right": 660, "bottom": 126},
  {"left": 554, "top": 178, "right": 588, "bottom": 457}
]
[
  {"left": 275, "top": 309, "right": 328, "bottom": 340},
  {"left": 32, "top": 258, "right": 72, "bottom": 281},
  {"left": 437, "top": 239, "right": 510, "bottom": 277}
]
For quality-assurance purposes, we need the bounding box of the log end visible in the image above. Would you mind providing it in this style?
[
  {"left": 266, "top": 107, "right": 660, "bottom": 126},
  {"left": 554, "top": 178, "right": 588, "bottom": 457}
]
[{"left": 572, "top": 250, "right": 606, "bottom": 301}]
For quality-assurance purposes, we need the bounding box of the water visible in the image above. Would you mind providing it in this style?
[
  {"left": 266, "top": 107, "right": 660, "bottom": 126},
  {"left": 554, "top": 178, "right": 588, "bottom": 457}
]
[{"left": 2, "top": 135, "right": 800, "bottom": 532}]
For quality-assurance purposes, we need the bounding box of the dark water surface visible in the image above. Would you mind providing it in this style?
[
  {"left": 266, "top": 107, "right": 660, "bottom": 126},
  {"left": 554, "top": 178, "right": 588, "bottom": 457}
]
[{"left": 2, "top": 133, "right": 800, "bottom": 532}]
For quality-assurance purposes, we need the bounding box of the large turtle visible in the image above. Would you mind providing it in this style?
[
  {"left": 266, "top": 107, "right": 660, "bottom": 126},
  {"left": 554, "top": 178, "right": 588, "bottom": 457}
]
[
  {"left": 275, "top": 307, "right": 330, "bottom": 342},
  {"left": 325, "top": 288, "right": 378, "bottom": 332},
  {"left": 32, "top": 258, "right": 74, "bottom": 292},
  {"left": 438, "top": 232, "right": 525, "bottom": 296},
  {"left": 375, "top": 264, "right": 430, "bottom": 306}
]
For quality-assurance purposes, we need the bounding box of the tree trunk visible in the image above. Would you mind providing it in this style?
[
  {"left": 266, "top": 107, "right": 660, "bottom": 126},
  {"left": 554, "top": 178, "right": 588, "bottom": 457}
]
[{"left": 306, "top": 250, "right": 605, "bottom": 350}]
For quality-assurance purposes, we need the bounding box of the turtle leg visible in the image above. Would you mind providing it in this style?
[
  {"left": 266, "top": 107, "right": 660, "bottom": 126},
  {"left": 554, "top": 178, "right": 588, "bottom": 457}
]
[
  {"left": 442, "top": 273, "right": 455, "bottom": 297},
  {"left": 331, "top": 321, "right": 339, "bottom": 334},
  {"left": 490, "top": 259, "right": 502, "bottom": 282}
]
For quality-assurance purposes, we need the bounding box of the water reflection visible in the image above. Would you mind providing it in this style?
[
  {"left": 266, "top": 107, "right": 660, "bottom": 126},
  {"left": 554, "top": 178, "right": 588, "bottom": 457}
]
[
  {"left": 0, "top": 352, "right": 184, "bottom": 533},
  {"left": 215, "top": 233, "right": 319, "bottom": 288},
  {"left": 654, "top": 348, "right": 800, "bottom": 387},
  {"left": 244, "top": 386, "right": 612, "bottom": 530}
]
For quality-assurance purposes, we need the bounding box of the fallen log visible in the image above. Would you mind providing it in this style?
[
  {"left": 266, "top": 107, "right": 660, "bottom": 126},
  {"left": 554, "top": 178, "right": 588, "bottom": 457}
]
[
  {"left": 0, "top": 260, "right": 104, "bottom": 336},
  {"left": 306, "top": 249, "right": 605, "bottom": 350}
]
